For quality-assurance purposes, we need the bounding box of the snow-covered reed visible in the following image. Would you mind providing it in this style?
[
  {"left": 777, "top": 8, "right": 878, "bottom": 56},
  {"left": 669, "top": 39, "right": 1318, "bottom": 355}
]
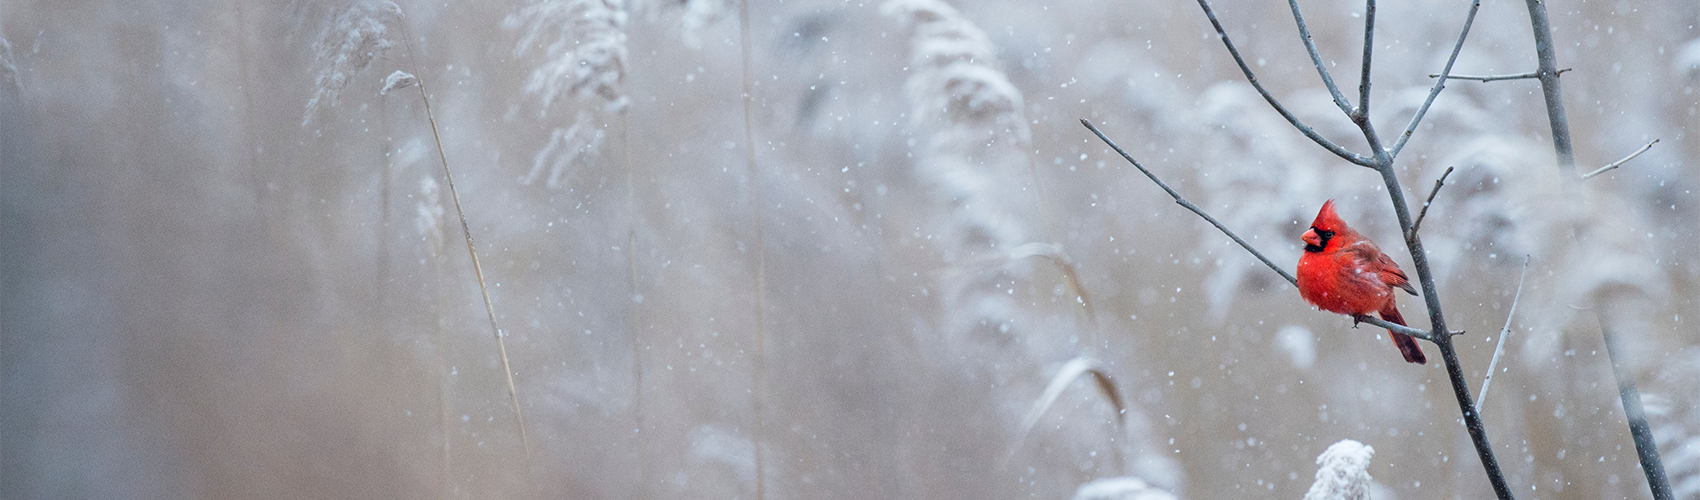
[
  {"left": 504, "top": 0, "right": 629, "bottom": 187},
  {"left": 302, "top": 0, "right": 402, "bottom": 126},
  {"left": 1302, "top": 440, "right": 1375, "bottom": 500},
  {"left": 504, "top": 0, "right": 628, "bottom": 114},
  {"left": 1, "top": 35, "right": 19, "bottom": 95},
  {"left": 526, "top": 111, "right": 607, "bottom": 188},
  {"left": 883, "top": 0, "right": 1035, "bottom": 261}
]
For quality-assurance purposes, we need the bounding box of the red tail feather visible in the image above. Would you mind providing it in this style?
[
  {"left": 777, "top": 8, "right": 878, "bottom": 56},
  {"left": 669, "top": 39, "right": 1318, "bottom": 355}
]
[{"left": 1379, "top": 304, "right": 1427, "bottom": 364}]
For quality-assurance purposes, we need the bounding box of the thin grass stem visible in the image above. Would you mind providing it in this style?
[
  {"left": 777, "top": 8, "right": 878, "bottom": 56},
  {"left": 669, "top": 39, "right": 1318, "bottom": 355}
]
[
  {"left": 400, "top": 28, "right": 535, "bottom": 488},
  {"left": 738, "top": 1, "right": 768, "bottom": 498}
]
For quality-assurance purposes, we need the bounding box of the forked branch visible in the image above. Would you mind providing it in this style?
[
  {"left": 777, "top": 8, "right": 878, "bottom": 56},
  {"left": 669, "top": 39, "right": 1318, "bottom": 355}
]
[
  {"left": 1286, "top": 0, "right": 1354, "bottom": 116},
  {"left": 1081, "top": 120, "right": 1434, "bottom": 342},
  {"left": 1193, "top": 0, "right": 1374, "bottom": 167},
  {"left": 1174, "top": 0, "right": 1512, "bottom": 495},
  {"left": 1388, "top": 0, "right": 1483, "bottom": 159}
]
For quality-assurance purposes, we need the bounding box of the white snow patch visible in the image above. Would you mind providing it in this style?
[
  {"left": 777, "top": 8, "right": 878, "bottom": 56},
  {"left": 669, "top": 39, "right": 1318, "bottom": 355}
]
[
  {"left": 1303, "top": 439, "right": 1374, "bottom": 500},
  {"left": 1071, "top": 476, "right": 1177, "bottom": 500}
]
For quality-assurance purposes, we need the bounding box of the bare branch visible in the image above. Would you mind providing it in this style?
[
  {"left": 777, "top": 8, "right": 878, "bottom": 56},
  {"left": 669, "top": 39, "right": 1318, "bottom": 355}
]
[
  {"left": 1357, "top": 315, "right": 1437, "bottom": 342},
  {"left": 1407, "top": 166, "right": 1454, "bottom": 240},
  {"left": 1581, "top": 139, "right": 1659, "bottom": 180},
  {"left": 1286, "top": 0, "right": 1354, "bottom": 116},
  {"left": 1428, "top": 67, "right": 1571, "bottom": 82},
  {"left": 1599, "top": 311, "right": 1678, "bottom": 500},
  {"left": 1354, "top": 0, "right": 1375, "bottom": 121},
  {"left": 1192, "top": 0, "right": 1375, "bottom": 167},
  {"left": 1519, "top": 0, "right": 1667, "bottom": 492},
  {"left": 1476, "top": 256, "right": 1529, "bottom": 415},
  {"left": 1389, "top": 0, "right": 1483, "bottom": 159},
  {"left": 1082, "top": 119, "right": 1299, "bottom": 286},
  {"left": 1525, "top": 0, "right": 1578, "bottom": 173},
  {"left": 1084, "top": 120, "right": 1438, "bottom": 343}
]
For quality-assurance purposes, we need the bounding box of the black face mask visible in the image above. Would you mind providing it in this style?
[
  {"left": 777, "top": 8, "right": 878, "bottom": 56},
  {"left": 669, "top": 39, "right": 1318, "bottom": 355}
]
[{"left": 1304, "top": 228, "right": 1335, "bottom": 253}]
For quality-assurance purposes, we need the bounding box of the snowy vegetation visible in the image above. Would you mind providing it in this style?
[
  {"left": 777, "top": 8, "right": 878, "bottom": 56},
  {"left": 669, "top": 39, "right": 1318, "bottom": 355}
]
[{"left": 3, "top": 0, "right": 1697, "bottom": 498}]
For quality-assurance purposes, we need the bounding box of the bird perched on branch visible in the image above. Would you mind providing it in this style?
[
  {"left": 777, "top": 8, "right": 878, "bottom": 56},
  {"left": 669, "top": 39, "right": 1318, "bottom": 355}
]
[{"left": 1296, "top": 200, "right": 1426, "bottom": 364}]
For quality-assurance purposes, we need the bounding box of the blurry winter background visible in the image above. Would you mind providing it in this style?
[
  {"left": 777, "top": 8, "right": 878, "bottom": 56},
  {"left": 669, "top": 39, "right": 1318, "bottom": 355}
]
[{"left": 3, "top": 0, "right": 1697, "bottom": 498}]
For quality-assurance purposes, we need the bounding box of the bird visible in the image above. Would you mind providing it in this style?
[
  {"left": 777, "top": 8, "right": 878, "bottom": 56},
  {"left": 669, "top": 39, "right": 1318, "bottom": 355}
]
[{"left": 1296, "top": 200, "right": 1426, "bottom": 364}]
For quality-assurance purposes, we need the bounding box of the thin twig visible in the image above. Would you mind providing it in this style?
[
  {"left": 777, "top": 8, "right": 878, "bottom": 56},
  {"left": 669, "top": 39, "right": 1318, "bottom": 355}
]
[
  {"left": 1408, "top": 166, "right": 1454, "bottom": 240},
  {"left": 1192, "top": 0, "right": 1374, "bottom": 167},
  {"left": 1286, "top": 0, "right": 1354, "bottom": 116},
  {"left": 1354, "top": 0, "right": 1375, "bottom": 121},
  {"left": 738, "top": 1, "right": 768, "bottom": 498},
  {"left": 1389, "top": 0, "right": 1483, "bottom": 159},
  {"left": 1082, "top": 120, "right": 1296, "bottom": 286},
  {"left": 401, "top": 28, "right": 535, "bottom": 477},
  {"left": 1428, "top": 68, "right": 1570, "bottom": 81},
  {"left": 1476, "top": 256, "right": 1529, "bottom": 414},
  {"left": 1581, "top": 139, "right": 1659, "bottom": 180},
  {"left": 1358, "top": 315, "right": 1437, "bottom": 342}
]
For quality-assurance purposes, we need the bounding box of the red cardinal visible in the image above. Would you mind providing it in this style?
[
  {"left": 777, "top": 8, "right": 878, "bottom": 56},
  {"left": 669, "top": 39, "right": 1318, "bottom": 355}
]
[{"left": 1296, "top": 200, "right": 1426, "bottom": 364}]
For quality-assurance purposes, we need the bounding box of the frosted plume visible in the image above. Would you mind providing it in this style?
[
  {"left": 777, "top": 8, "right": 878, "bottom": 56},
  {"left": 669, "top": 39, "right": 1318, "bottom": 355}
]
[
  {"left": 1303, "top": 440, "right": 1375, "bottom": 500},
  {"left": 679, "top": 0, "right": 733, "bottom": 48},
  {"left": 504, "top": 0, "right": 629, "bottom": 114},
  {"left": 884, "top": 0, "right": 1035, "bottom": 259},
  {"left": 303, "top": 0, "right": 403, "bottom": 126},
  {"left": 524, "top": 111, "right": 607, "bottom": 188},
  {"left": 1, "top": 36, "right": 18, "bottom": 96},
  {"left": 504, "top": 0, "right": 627, "bottom": 188},
  {"left": 415, "top": 175, "right": 446, "bottom": 259}
]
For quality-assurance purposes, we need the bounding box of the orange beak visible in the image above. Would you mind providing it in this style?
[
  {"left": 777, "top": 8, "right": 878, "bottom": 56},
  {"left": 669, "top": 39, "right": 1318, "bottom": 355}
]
[{"left": 1301, "top": 228, "right": 1322, "bottom": 247}]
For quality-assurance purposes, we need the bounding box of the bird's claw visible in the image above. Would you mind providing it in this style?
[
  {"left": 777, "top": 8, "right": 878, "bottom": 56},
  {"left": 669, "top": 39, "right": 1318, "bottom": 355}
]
[{"left": 1351, "top": 314, "right": 1370, "bottom": 328}]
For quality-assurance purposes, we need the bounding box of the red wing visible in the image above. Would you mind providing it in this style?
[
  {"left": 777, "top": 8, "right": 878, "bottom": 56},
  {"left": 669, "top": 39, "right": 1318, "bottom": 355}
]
[{"left": 1344, "top": 242, "right": 1418, "bottom": 296}]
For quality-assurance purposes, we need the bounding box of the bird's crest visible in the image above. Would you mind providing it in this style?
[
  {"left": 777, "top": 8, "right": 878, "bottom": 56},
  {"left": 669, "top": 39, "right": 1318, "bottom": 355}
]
[{"left": 1310, "top": 199, "right": 1346, "bottom": 233}]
